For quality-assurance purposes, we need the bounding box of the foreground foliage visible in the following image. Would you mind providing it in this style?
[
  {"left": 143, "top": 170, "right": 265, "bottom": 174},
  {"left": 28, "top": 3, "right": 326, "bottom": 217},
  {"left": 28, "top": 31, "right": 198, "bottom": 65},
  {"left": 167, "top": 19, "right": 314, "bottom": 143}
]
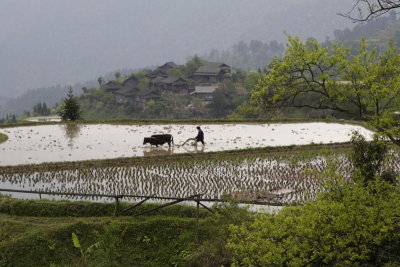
[
  {"left": 229, "top": 178, "right": 400, "bottom": 266},
  {"left": 0, "top": 196, "right": 249, "bottom": 266},
  {"left": 228, "top": 134, "right": 400, "bottom": 266}
]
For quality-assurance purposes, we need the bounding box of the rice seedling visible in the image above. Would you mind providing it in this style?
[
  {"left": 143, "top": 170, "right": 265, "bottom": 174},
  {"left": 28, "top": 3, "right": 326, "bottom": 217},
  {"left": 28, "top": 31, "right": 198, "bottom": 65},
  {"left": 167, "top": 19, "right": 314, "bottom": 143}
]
[{"left": 1, "top": 149, "right": 398, "bottom": 205}]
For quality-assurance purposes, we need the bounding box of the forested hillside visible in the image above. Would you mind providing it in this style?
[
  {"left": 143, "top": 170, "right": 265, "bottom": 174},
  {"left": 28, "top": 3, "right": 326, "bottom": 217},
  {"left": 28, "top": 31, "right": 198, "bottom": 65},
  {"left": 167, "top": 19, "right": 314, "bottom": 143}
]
[
  {"left": 204, "top": 40, "right": 285, "bottom": 72},
  {"left": 204, "top": 11, "right": 400, "bottom": 73}
]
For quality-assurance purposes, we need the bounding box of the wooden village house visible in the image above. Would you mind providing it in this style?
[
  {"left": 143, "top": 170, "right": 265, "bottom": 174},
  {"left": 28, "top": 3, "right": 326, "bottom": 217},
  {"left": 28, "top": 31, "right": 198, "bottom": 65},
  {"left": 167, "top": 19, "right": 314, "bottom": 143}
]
[
  {"left": 154, "top": 76, "right": 192, "bottom": 95},
  {"left": 99, "top": 61, "right": 232, "bottom": 107},
  {"left": 192, "top": 62, "right": 231, "bottom": 83},
  {"left": 101, "top": 75, "right": 160, "bottom": 105},
  {"left": 101, "top": 81, "right": 122, "bottom": 93},
  {"left": 190, "top": 84, "right": 219, "bottom": 101},
  {"left": 146, "top": 61, "right": 180, "bottom": 80}
]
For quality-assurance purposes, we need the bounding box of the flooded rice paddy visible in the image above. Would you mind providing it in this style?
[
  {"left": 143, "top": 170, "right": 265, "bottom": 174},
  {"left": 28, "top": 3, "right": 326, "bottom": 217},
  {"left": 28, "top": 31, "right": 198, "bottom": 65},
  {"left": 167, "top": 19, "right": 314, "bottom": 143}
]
[
  {"left": 0, "top": 122, "right": 373, "bottom": 166},
  {"left": 0, "top": 122, "right": 381, "bottom": 205},
  {"left": 1, "top": 150, "right": 399, "bottom": 205}
]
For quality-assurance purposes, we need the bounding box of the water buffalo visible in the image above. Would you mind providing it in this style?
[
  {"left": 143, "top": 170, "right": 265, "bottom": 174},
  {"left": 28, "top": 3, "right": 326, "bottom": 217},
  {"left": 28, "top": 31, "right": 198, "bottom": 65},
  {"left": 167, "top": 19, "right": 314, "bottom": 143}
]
[{"left": 143, "top": 134, "right": 174, "bottom": 147}]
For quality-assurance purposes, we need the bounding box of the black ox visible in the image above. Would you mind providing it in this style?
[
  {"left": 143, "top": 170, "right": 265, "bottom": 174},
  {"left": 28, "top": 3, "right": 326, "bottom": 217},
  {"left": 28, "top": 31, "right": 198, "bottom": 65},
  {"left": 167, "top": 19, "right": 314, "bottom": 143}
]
[{"left": 143, "top": 134, "right": 174, "bottom": 147}]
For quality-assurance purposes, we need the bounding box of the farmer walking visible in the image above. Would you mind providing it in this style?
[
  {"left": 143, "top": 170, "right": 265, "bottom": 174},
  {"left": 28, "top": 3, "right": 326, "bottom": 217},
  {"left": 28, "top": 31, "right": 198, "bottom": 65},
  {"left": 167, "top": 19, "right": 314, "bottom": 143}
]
[
  {"left": 181, "top": 126, "right": 205, "bottom": 146},
  {"left": 195, "top": 126, "right": 204, "bottom": 145}
]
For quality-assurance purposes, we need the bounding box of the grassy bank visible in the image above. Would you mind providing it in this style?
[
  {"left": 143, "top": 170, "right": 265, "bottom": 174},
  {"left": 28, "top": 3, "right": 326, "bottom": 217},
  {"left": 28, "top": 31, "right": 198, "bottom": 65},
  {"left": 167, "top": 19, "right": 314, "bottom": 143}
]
[
  {"left": 0, "top": 196, "right": 210, "bottom": 218},
  {"left": 0, "top": 133, "right": 8, "bottom": 144},
  {"left": 0, "top": 195, "right": 245, "bottom": 266},
  {"left": 0, "top": 213, "right": 196, "bottom": 266}
]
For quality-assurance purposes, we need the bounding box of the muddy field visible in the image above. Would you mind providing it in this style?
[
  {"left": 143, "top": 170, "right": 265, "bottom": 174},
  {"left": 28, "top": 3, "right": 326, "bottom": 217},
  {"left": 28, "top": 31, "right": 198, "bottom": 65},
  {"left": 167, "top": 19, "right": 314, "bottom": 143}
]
[{"left": 0, "top": 122, "right": 373, "bottom": 166}]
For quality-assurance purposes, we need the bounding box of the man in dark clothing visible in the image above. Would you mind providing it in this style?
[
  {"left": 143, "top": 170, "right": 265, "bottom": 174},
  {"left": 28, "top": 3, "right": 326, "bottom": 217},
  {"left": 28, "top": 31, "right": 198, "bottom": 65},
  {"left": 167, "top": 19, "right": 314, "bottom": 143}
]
[
  {"left": 195, "top": 126, "right": 204, "bottom": 145},
  {"left": 181, "top": 126, "right": 205, "bottom": 146}
]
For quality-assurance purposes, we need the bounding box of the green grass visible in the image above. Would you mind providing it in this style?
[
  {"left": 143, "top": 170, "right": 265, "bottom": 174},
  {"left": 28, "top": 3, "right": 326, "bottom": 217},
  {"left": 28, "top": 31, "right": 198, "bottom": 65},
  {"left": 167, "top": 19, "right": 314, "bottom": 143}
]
[
  {"left": 0, "top": 213, "right": 197, "bottom": 266},
  {"left": 0, "top": 133, "right": 8, "bottom": 144},
  {"left": 0, "top": 196, "right": 246, "bottom": 266},
  {"left": 0, "top": 196, "right": 210, "bottom": 218},
  {"left": 0, "top": 196, "right": 210, "bottom": 266}
]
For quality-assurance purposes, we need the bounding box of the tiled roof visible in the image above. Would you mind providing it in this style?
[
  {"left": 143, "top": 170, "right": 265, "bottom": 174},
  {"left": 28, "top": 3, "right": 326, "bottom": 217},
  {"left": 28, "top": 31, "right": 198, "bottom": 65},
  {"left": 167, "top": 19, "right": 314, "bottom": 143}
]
[
  {"left": 194, "top": 62, "right": 230, "bottom": 75},
  {"left": 101, "top": 81, "right": 122, "bottom": 91},
  {"left": 191, "top": 85, "right": 218, "bottom": 94},
  {"left": 158, "top": 76, "right": 188, "bottom": 84}
]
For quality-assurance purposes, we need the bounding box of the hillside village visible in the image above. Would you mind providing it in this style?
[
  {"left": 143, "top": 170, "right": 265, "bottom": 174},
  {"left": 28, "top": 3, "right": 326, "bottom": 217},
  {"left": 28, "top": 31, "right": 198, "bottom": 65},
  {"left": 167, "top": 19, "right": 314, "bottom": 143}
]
[
  {"left": 71, "top": 57, "right": 254, "bottom": 120},
  {"left": 100, "top": 61, "right": 233, "bottom": 105},
  {"left": 0, "top": 58, "right": 258, "bottom": 122}
]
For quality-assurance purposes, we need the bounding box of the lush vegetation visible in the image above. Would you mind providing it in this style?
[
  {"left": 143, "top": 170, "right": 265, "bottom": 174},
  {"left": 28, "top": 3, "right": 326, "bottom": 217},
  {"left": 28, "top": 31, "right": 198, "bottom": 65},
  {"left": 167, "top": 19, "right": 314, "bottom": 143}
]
[
  {"left": 228, "top": 134, "right": 400, "bottom": 266},
  {"left": 0, "top": 133, "right": 8, "bottom": 144},
  {"left": 0, "top": 195, "right": 249, "bottom": 266},
  {"left": 229, "top": 178, "right": 400, "bottom": 266}
]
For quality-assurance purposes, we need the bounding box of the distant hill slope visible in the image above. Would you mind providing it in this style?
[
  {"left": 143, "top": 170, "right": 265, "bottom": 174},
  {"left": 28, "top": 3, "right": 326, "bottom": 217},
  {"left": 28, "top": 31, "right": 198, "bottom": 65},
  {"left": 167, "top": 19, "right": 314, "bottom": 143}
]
[
  {"left": 203, "top": 12, "right": 400, "bottom": 73},
  {"left": 0, "top": 69, "right": 136, "bottom": 117}
]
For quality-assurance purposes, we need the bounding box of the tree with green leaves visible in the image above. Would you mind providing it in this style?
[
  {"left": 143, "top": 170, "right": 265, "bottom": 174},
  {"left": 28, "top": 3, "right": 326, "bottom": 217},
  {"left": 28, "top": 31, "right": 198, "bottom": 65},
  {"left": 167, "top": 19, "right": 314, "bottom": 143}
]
[
  {"left": 228, "top": 134, "right": 400, "bottom": 266},
  {"left": 58, "top": 87, "right": 82, "bottom": 121},
  {"left": 251, "top": 36, "right": 400, "bottom": 145},
  {"left": 228, "top": 178, "right": 400, "bottom": 266},
  {"left": 351, "top": 132, "right": 397, "bottom": 185}
]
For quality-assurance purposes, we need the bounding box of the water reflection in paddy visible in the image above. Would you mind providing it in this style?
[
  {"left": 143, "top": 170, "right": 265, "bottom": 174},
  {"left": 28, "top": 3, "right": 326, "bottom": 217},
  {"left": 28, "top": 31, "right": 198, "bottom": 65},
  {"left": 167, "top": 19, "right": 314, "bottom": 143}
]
[{"left": 0, "top": 122, "right": 373, "bottom": 166}]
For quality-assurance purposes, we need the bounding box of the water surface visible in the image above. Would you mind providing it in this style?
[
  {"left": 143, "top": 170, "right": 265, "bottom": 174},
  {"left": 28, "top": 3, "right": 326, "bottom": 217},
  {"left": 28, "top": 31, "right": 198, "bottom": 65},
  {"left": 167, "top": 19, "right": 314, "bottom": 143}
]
[{"left": 0, "top": 122, "right": 373, "bottom": 166}]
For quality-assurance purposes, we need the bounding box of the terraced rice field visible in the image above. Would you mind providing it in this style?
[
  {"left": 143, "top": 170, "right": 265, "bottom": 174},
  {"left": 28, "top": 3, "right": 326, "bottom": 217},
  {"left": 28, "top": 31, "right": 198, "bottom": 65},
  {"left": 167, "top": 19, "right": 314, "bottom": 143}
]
[
  {"left": 0, "top": 122, "right": 373, "bottom": 165},
  {"left": 1, "top": 149, "right": 399, "bottom": 205}
]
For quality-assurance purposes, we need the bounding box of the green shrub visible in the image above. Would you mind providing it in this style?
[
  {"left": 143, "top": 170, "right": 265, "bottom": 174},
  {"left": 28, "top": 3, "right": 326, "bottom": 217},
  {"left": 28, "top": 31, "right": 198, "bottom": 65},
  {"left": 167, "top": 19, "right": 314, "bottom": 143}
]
[{"left": 0, "top": 133, "right": 8, "bottom": 144}]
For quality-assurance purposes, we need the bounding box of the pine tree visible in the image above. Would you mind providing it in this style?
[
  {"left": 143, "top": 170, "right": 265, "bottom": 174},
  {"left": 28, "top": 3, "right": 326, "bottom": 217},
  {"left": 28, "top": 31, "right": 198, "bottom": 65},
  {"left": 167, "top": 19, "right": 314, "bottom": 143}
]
[{"left": 58, "top": 87, "right": 82, "bottom": 121}]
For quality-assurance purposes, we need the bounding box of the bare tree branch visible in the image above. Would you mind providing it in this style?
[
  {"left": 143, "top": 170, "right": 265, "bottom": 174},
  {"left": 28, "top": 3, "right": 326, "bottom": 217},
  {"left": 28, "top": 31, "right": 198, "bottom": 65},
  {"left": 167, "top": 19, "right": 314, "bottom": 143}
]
[{"left": 340, "top": 0, "right": 400, "bottom": 21}]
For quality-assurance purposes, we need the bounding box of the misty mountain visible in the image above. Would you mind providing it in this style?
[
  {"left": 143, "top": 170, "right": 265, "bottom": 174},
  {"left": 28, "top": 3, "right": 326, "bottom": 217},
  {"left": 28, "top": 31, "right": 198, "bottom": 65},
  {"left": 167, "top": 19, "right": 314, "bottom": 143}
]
[
  {"left": 203, "top": 40, "right": 285, "bottom": 72},
  {"left": 0, "top": 0, "right": 354, "bottom": 99},
  {"left": 0, "top": 68, "right": 137, "bottom": 117}
]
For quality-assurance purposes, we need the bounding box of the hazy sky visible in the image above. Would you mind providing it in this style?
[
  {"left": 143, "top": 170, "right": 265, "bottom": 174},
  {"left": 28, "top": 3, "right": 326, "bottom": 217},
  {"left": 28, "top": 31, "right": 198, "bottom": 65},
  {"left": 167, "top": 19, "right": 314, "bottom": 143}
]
[{"left": 0, "top": 0, "right": 354, "bottom": 98}]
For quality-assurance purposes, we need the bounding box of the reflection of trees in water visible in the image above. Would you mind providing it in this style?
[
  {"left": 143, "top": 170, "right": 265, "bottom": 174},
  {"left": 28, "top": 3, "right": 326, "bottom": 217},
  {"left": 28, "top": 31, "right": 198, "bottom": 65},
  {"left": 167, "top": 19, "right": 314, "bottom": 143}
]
[
  {"left": 61, "top": 123, "right": 81, "bottom": 147},
  {"left": 143, "top": 147, "right": 173, "bottom": 157}
]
